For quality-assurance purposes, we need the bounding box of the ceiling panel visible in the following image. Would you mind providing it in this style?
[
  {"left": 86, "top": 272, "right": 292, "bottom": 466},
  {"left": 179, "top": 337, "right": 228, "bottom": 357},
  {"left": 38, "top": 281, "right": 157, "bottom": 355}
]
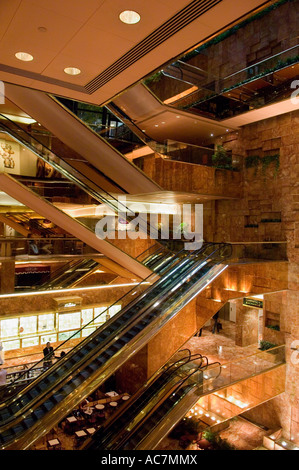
[
  {"left": 29, "top": 0, "right": 105, "bottom": 23},
  {"left": 0, "top": 0, "right": 21, "bottom": 41}
]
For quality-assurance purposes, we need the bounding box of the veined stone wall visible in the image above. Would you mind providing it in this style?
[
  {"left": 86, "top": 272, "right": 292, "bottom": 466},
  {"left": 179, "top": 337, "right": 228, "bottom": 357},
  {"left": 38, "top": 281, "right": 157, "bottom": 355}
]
[{"left": 212, "top": 109, "right": 299, "bottom": 443}]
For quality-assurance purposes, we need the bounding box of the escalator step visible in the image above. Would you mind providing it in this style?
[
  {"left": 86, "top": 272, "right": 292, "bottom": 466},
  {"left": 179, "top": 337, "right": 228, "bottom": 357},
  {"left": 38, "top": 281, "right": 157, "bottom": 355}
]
[{"left": 33, "top": 409, "right": 45, "bottom": 419}]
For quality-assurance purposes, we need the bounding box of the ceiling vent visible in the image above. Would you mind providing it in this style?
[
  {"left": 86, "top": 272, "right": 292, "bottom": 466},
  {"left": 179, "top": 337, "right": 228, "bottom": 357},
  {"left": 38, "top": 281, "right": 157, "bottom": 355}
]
[{"left": 85, "top": 0, "right": 223, "bottom": 94}]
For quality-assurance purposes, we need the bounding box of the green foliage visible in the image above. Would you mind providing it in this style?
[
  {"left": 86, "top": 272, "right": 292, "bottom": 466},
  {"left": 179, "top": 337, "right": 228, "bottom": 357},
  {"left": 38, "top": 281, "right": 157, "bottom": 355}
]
[
  {"left": 203, "top": 429, "right": 236, "bottom": 450},
  {"left": 259, "top": 340, "right": 278, "bottom": 350},
  {"left": 245, "top": 154, "right": 280, "bottom": 177},
  {"left": 202, "top": 430, "right": 217, "bottom": 442},
  {"left": 144, "top": 71, "right": 164, "bottom": 86},
  {"left": 261, "top": 154, "right": 280, "bottom": 177},
  {"left": 212, "top": 145, "right": 233, "bottom": 170},
  {"left": 266, "top": 324, "right": 280, "bottom": 331}
]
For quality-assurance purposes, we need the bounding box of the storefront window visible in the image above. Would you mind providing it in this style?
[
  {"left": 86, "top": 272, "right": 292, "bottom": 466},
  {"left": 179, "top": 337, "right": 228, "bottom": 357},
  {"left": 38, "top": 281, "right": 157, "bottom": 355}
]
[
  {"left": 0, "top": 318, "right": 18, "bottom": 338},
  {"left": 19, "top": 316, "right": 37, "bottom": 335},
  {"left": 58, "top": 312, "right": 81, "bottom": 331},
  {"left": 109, "top": 305, "right": 122, "bottom": 318},
  {"left": 22, "top": 337, "right": 39, "bottom": 348},
  {"left": 81, "top": 327, "right": 96, "bottom": 337},
  {"left": 41, "top": 334, "right": 57, "bottom": 344},
  {"left": 3, "top": 339, "right": 20, "bottom": 351},
  {"left": 58, "top": 330, "right": 81, "bottom": 342},
  {"left": 38, "top": 314, "right": 55, "bottom": 332},
  {"left": 94, "top": 307, "right": 107, "bottom": 324},
  {"left": 81, "top": 309, "right": 93, "bottom": 326}
]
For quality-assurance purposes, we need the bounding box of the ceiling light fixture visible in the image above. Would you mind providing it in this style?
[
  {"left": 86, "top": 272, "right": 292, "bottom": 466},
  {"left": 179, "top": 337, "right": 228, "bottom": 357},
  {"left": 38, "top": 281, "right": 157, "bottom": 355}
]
[
  {"left": 119, "top": 10, "right": 141, "bottom": 24},
  {"left": 64, "top": 67, "right": 81, "bottom": 76},
  {"left": 15, "top": 52, "right": 34, "bottom": 62}
]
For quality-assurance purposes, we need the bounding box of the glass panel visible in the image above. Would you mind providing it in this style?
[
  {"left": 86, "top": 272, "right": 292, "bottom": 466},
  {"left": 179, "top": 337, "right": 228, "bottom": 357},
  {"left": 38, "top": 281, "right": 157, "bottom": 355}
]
[
  {"left": 81, "top": 327, "right": 96, "bottom": 337},
  {"left": 22, "top": 337, "right": 39, "bottom": 348},
  {"left": 109, "top": 304, "right": 122, "bottom": 318},
  {"left": 81, "top": 309, "right": 93, "bottom": 325},
  {"left": 2, "top": 339, "right": 20, "bottom": 351},
  {"left": 58, "top": 330, "right": 81, "bottom": 341},
  {"left": 19, "top": 316, "right": 37, "bottom": 335},
  {"left": 58, "top": 312, "right": 81, "bottom": 331},
  {"left": 40, "top": 333, "right": 57, "bottom": 344},
  {"left": 94, "top": 307, "right": 107, "bottom": 324},
  {"left": 0, "top": 318, "right": 19, "bottom": 338},
  {"left": 38, "top": 314, "right": 55, "bottom": 332}
]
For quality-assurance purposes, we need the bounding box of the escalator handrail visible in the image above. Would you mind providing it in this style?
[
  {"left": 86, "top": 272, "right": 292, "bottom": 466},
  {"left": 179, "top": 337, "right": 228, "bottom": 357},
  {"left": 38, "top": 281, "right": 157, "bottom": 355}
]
[
  {"left": 99, "top": 356, "right": 210, "bottom": 450},
  {"left": 0, "top": 243, "right": 229, "bottom": 437},
  {"left": 83, "top": 352, "right": 206, "bottom": 449},
  {"left": 0, "top": 244, "right": 198, "bottom": 396},
  {"left": 0, "top": 117, "right": 159, "bottom": 239}
]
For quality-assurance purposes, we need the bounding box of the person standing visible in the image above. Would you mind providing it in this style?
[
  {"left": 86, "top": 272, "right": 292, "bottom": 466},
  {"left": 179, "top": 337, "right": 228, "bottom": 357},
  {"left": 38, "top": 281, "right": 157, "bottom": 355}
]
[{"left": 43, "top": 342, "right": 54, "bottom": 368}]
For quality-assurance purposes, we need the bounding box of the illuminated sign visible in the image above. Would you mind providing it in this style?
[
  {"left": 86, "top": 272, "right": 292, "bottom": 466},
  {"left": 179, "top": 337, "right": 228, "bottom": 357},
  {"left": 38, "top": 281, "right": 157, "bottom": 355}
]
[{"left": 243, "top": 298, "right": 263, "bottom": 309}]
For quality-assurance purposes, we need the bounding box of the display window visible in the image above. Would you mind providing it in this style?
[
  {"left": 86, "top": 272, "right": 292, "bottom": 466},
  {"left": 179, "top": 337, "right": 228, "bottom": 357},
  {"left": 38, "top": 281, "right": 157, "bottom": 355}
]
[
  {"left": 0, "top": 302, "right": 123, "bottom": 351},
  {"left": 38, "top": 314, "right": 55, "bottom": 332},
  {"left": 3, "top": 339, "right": 20, "bottom": 351},
  {"left": 81, "top": 327, "right": 96, "bottom": 337},
  {"left": 41, "top": 334, "right": 57, "bottom": 344},
  {"left": 58, "top": 330, "right": 81, "bottom": 342},
  {"left": 94, "top": 307, "right": 108, "bottom": 324},
  {"left": 0, "top": 318, "right": 19, "bottom": 338},
  {"left": 81, "top": 309, "right": 93, "bottom": 326},
  {"left": 58, "top": 312, "right": 81, "bottom": 331},
  {"left": 22, "top": 337, "right": 39, "bottom": 348},
  {"left": 109, "top": 305, "right": 122, "bottom": 318},
  {"left": 19, "top": 316, "right": 37, "bottom": 335}
]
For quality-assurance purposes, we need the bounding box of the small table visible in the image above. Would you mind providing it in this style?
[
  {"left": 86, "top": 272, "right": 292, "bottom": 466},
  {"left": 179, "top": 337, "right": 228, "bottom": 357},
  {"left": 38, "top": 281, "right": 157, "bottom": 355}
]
[
  {"left": 47, "top": 438, "right": 61, "bottom": 450},
  {"left": 122, "top": 395, "right": 130, "bottom": 401},
  {"left": 109, "top": 401, "right": 118, "bottom": 407},
  {"left": 86, "top": 427, "right": 96, "bottom": 435},
  {"left": 106, "top": 391, "right": 118, "bottom": 397},
  {"left": 75, "top": 430, "right": 87, "bottom": 438},
  {"left": 67, "top": 416, "right": 77, "bottom": 423},
  {"left": 95, "top": 404, "right": 105, "bottom": 410}
]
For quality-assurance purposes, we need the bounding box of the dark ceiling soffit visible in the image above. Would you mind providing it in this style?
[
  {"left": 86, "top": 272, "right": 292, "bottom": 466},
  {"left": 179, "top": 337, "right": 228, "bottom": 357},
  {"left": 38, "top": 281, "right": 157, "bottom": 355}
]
[{"left": 0, "top": 63, "right": 87, "bottom": 93}]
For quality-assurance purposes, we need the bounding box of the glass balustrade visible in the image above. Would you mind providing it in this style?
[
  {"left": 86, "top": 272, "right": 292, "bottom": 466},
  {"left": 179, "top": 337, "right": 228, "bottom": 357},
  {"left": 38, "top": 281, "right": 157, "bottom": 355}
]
[
  {"left": 86, "top": 345, "right": 285, "bottom": 450},
  {"left": 0, "top": 243, "right": 230, "bottom": 449}
]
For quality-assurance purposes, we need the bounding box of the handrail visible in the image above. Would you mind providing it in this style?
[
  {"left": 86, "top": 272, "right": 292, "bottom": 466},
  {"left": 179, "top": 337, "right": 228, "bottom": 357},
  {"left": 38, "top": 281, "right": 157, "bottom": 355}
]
[
  {"left": 1, "top": 243, "right": 195, "bottom": 392},
  {"left": 0, "top": 242, "right": 226, "bottom": 415},
  {"left": 0, "top": 116, "right": 159, "bottom": 239},
  {"left": 85, "top": 352, "right": 208, "bottom": 449}
]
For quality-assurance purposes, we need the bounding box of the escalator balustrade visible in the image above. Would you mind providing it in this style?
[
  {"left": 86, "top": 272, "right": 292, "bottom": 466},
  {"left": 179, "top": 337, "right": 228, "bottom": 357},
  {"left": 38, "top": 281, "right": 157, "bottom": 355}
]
[{"left": 0, "top": 244, "right": 230, "bottom": 448}]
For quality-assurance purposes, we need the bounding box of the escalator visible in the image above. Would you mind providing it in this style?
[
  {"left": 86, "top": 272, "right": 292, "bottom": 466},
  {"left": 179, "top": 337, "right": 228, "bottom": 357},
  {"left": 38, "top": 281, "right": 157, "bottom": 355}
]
[
  {"left": 4, "top": 83, "right": 162, "bottom": 195},
  {"left": 0, "top": 243, "right": 231, "bottom": 449},
  {"left": 82, "top": 350, "right": 221, "bottom": 450},
  {"left": 0, "top": 114, "right": 160, "bottom": 279},
  {"left": 34, "top": 258, "right": 100, "bottom": 291}
]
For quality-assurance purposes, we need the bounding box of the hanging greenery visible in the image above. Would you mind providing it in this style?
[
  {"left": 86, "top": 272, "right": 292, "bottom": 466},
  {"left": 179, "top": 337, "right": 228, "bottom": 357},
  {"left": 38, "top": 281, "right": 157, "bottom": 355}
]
[
  {"left": 261, "top": 154, "right": 280, "bottom": 177},
  {"left": 245, "top": 154, "right": 280, "bottom": 177}
]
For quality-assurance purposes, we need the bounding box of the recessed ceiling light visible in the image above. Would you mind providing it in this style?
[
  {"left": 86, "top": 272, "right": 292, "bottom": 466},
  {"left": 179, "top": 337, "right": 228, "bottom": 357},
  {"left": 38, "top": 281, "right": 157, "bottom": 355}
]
[
  {"left": 64, "top": 67, "right": 81, "bottom": 76},
  {"left": 119, "top": 10, "right": 140, "bottom": 24},
  {"left": 15, "top": 52, "right": 34, "bottom": 62}
]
